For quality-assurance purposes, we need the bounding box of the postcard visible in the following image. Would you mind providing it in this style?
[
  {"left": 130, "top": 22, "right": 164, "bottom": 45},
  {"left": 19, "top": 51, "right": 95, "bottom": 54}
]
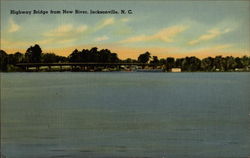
[{"left": 0, "top": 0, "right": 249, "bottom": 158}]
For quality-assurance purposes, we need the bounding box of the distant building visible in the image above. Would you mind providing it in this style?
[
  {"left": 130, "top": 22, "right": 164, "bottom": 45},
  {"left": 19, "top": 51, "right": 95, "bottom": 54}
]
[
  {"left": 247, "top": 66, "right": 250, "bottom": 71},
  {"left": 235, "top": 68, "right": 244, "bottom": 71},
  {"left": 171, "top": 68, "right": 181, "bottom": 72}
]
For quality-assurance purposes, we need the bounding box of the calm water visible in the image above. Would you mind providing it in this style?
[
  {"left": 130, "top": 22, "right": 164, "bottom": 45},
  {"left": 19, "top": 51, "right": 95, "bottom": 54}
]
[{"left": 1, "top": 72, "right": 250, "bottom": 158}]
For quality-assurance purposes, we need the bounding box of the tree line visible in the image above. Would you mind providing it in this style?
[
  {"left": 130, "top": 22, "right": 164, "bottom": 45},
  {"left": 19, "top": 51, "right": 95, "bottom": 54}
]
[{"left": 0, "top": 44, "right": 250, "bottom": 72}]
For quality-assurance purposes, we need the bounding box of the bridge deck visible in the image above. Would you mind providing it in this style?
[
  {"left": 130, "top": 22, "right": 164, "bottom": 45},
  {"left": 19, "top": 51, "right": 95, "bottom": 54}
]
[{"left": 15, "top": 62, "right": 159, "bottom": 67}]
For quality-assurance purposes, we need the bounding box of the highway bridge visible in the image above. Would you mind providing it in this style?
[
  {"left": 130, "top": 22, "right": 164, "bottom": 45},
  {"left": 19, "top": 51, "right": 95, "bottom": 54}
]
[{"left": 15, "top": 62, "right": 164, "bottom": 71}]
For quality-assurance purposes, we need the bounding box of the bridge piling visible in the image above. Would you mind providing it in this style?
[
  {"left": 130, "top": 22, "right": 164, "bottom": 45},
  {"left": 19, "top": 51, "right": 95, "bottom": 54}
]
[{"left": 36, "top": 66, "right": 40, "bottom": 71}]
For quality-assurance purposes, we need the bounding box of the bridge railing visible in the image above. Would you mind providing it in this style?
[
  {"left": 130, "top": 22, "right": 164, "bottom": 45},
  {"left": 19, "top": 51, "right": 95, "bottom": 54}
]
[{"left": 15, "top": 62, "right": 162, "bottom": 67}]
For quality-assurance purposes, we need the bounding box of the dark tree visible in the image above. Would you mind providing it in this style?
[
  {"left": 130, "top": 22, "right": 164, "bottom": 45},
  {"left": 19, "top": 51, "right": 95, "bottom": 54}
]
[
  {"left": 201, "top": 57, "right": 214, "bottom": 71},
  {"left": 214, "top": 56, "right": 224, "bottom": 71},
  {"left": 123, "top": 58, "right": 133, "bottom": 63},
  {"left": 0, "top": 50, "right": 8, "bottom": 71},
  {"left": 8, "top": 52, "right": 24, "bottom": 65},
  {"left": 189, "top": 56, "right": 201, "bottom": 71},
  {"left": 175, "top": 58, "right": 184, "bottom": 68},
  {"left": 99, "top": 49, "right": 110, "bottom": 62},
  {"left": 68, "top": 47, "right": 120, "bottom": 63},
  {"left": 138, "top": 52, "right": 151, "bottom": 63},
  {"left": 90, "top": 47, "right": 99, "bottom": 62},
  {"left": 110, "top": 53, "right": 119, "bottom": 63},
  {"left": 241, "top": 56, "right": 250, "bottom": 70},
  {"left": 235, "top": 57, "right": 243, "bottom": 68},
  {"left": 182, "top": 56, "right": 201, "bottom": 71},
  {"left": 123, "top": 58, "right": 137, "bottom": 63},
  {"left": 42, "top": 53, "right": 65, "bottom": 63},
  {"left": 68, "top": 49, "right": 80, "bottom": 62},
  {"left": 224, "top": 56, "right": 236, "bottom": 71},
  {"left": 150, "top": 56, "right": 159, "bottom": 64},
  {"left": 166, "top": 57, "right": 175, "bottom": 70},
  {"left": 80, "top": 49, "right": 90, "bottom": 62},
  {"left": 25, "top": 44, "right": 42, "bottom": 63},
  {"left": 14, "top": 52, "right": 24, "bottom": 63},
  {"left": 159, "top": 58, "right": 167, "bottom": 65}
]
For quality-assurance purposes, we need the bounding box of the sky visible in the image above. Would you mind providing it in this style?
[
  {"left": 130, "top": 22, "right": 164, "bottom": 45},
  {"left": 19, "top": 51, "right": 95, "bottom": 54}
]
[{"left": 1, "top": 0, "right": 250, "bottom": 59}]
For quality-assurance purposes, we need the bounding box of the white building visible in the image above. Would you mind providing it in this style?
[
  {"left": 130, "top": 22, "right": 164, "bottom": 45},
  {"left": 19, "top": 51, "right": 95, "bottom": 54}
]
[{"left": 171, "top": 68, "right": 181, "bottom": 72}]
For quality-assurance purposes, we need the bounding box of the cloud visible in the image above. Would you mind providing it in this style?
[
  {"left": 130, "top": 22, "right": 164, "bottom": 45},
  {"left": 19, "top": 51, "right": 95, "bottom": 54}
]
[
  {"left": 189, "top": 28, "right": 231, "bottom": 45},
  {"left": 44, "top": 24, "right": 88, "bottom": 37},
  {"left": 76, "top": 25, "right": 88, "bottom": 32},
  {"left": 94, "top": 35, "right": 109, "bottom": 42},
  {"left": 40, "top": 18, "right": 116, "bottom": 46},
  {"left": 57, "top": 24, "right": 73, "bottom": 33},
  {"left": 36, "top": 39, "right": 54, "bottom": 45},
  {"left": 182, "top": 44, "right": 236, "bottom": 58},
  {"left": 154, "top": 26, "right": 188, "bottom": 42},
  {"left": 113, "top": 27, "right": 133, "bottom": 35},
  {"left": 8, "top": 17, "right": 20, "bottom": 33},
  {"left": 58, "top": 39, "right": 76, "bottom": 44},
  {"left": 101, "top": 17, "right": 115, "bottom": 27},
  {"left": 45, "top": 17, "right": 125, "bottom": 38},
  {"left": 192, "top": 44, "right": 232, "bottom": 53},
  {"left": 120, "top": 18, "right": 129, "bottom": 23},
  {"left": 1, "top": 39, "right": 29, "bottom": 48},
  {"left": 95, "top": 17, "right": 115, "bottom": 31},
  {"left": 120, "top": 25, "right": 188, "bottom": 43}
]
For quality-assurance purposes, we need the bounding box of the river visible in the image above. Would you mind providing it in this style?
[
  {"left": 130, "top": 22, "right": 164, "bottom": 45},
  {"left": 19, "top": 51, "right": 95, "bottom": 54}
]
[{"left": 1, "top": 72, "right": 249, "bottom": 158}]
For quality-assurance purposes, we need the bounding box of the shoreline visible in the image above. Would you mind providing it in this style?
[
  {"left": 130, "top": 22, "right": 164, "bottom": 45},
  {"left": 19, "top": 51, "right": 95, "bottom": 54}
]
[{"left": 1, "top": 70, "right": 250, "bottom": 73}]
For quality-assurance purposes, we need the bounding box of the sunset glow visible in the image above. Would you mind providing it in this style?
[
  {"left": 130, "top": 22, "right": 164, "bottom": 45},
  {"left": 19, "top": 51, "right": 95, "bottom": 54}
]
[{"left": 1, "top": 1, "right": 249, "bottom": 59}]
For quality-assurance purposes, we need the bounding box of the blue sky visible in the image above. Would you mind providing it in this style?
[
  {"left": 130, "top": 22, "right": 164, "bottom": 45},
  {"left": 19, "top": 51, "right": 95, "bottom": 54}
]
[{"left": 1, "top": 0, "right": 249, "bottom": 59}]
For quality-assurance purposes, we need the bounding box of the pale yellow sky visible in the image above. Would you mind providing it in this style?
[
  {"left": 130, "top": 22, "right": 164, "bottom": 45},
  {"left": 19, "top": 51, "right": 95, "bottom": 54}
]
[{"left": 1, "top": 1, "right": 249, "bottom": 59}]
